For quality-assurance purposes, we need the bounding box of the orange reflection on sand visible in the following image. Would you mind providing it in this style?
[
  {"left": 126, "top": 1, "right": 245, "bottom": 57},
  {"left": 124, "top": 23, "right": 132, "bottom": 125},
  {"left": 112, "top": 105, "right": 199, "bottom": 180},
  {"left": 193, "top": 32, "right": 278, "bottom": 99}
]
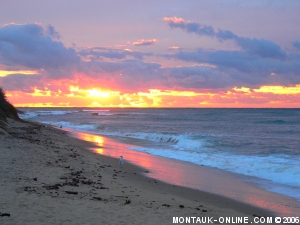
[
  {"left": 79, "top": 133, "right": 105, "bottom": 154},
  {"left": 71, "top": 131, "right": 300, "bottom": 217},
  {"left": 77, "top": 133, "right": 105, "bottom": 148},
  {"left": 74, "top": 132, "right": 187, "bottom": 185},
  {"left": 242, "top": 195, "right": 292, "bottom": 216},
  {"left": 94, "top": 148, "right": 104, "bottom": 154}
]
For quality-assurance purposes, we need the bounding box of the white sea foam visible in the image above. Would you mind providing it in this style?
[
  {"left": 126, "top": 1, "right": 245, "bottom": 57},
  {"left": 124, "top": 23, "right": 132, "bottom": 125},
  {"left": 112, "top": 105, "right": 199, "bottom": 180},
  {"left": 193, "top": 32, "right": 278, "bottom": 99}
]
[
  {"left": 55, "top": 121, "right": 300, "bottom": 196},
  {"left": 51, "top": 121, "right": 96, "bottom": 132},
  {"left": 123, "top": 132, "right": 181, "bottom": 144},
  {"left": 83, "top": 109, "right": 110, "bottom": 112},
  {"left": 128, "top": 146, "right": 300, "bottom": 200},
  {"left": 97, "top": 112, "right": 114, "bottom": 116},
  {"left": 19, "top": 111, "right": 38, "bottom": 119},
  {"left": 19, "top": 110, "right": 79, "bottom": 119},
  {"left": 36, "top": 110, "right": 79, "bottom": 115},
  {"left": 21, "top": 108, "right": 300, "bottom": 201},
  {"left": 45, "top": 121, "right": 203, "bottom": 150}
]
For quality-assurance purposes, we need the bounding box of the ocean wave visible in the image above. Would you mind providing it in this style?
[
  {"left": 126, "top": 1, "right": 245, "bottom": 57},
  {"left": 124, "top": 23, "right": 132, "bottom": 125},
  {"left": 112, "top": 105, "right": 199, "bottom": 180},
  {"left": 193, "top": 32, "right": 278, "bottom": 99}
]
[
  {"left": 82, "top": 110, "right": 160, "bottom": 117},
  {"left": 43, "top": 120, "right": 204, "bottom": 150},
  {"left": 83, "top": 109, "right": 110, "bottom": 112},
  {"left": 23, "top": 116, "right": 300, "bottom": 200},
  {"left": 129, "top": 146, "right": 300, "bottom": 200},
  {"left": 19, "top": 110, "right": 79, "bottom": 119},
  {"left": 97, "top": 113, "right": 114, "bottom": 116},
  {"left": 51, "top": 121, "right": 96, "bottom": 131},
  {"left": 105, "top": 131, "right": 205, "bottom": 150},
  {"left": 19, "top": 111, "right": 39, "bottom": 119},
  {"left": 89, "top": 112, "right": 114, "bottom": 116}
]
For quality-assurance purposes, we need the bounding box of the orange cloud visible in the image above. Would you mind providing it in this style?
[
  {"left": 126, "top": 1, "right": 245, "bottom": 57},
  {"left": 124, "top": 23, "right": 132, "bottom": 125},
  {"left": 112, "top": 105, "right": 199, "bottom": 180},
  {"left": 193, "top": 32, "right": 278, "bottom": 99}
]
[
  {"left": 254, "top": 85, "right": 300, "bottom": 95},
  {"left": 0, "top": 70, "right": 39, "bottom": 77},
  {"left": 133, "top": 39, "right": 157, "bottom": 46},
  {"left": 4, "top": 78, "right": 300, "bottom": 108},
  {"left": 1, "top": 22, "right": 300, "bottom": 106},
  {"left": 167, "top": 46, "right": 180, "bottom": 50},
  {"left": 162, "top": 17, "right": 185, "bottom": 23}
]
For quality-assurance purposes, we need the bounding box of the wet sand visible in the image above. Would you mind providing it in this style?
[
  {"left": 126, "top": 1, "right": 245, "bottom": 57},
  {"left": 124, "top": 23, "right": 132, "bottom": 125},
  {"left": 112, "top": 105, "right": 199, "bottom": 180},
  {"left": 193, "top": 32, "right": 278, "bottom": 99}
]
[
  {"left": 0, "top": 119, "right": 294, "bottom": 224},
  {"left": 72, "top": 131, "right": 300, "bottom": 218}
]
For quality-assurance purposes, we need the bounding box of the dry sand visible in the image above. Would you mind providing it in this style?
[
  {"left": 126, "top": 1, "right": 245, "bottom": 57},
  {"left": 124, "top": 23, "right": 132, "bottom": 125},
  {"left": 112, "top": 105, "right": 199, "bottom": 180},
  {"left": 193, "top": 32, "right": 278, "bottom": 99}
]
[{"left": 0, "top": 119, "right": 276, "bottom": 225}]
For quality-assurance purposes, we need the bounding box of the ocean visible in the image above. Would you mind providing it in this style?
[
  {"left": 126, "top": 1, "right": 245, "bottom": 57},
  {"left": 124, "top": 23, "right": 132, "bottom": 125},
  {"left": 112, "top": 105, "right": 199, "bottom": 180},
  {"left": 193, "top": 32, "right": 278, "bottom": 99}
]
[{"left": 19, "top": 108, "right": 300, "bottom": 202}]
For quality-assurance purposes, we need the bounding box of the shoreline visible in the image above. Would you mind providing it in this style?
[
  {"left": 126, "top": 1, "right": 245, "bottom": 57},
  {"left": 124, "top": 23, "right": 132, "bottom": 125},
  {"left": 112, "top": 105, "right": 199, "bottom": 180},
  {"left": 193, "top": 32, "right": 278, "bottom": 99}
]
[
  {"left": 0, "top": 119, "right": 293, "bottom": 224},
  {"left": 69, "top": 129, "right": 300, "bottom": 218},
  {"left": 68, "top": 131, "right": 273, "bottom": 215}
]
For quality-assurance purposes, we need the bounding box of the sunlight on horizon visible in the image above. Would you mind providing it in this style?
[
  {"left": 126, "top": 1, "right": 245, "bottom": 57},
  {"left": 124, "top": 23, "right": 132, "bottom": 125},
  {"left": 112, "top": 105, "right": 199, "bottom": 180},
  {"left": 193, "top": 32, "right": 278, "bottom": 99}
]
[
  {"left": 5, "top": 84, "right": 300, "bottom": 108},
  {"left": 0, "top": 70, "right": 39, "bottom": 77}
]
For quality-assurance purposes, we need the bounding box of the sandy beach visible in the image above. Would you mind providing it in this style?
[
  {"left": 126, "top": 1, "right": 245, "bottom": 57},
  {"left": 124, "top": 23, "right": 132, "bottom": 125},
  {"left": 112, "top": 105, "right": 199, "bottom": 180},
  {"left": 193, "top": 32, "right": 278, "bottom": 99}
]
[{"left": 0, "top": 119, "right": 281, "bottom": 225}]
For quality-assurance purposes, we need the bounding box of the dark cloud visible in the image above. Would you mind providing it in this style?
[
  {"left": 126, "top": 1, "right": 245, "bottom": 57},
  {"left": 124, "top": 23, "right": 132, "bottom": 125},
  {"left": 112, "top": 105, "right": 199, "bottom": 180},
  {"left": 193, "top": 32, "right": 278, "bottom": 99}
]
[
  {"left": 0, "top": 23, "right": 80, "bottom": 78},
  {"left": 82, "top": 58, "right": 159, "bottom": 74},
  {"left": 160, "top": 65, "right": 231, "bottom": 89},
  {"left": 80, "top": 59, "right": 162, "bottom": 90},
  {"left": 78, "top": 47, "right": 153, "bottom": 60},
  {"left": 165, "top": 49, "right": 300, "bottom": 88},
  {"left": 235, "top": 37, "right": 286, "bottom": 60},
  {"left": 166, "top": 18, "right": 215, "bottom": 37},
  {"left": 46, "top": 25, "right": 60, "bottom": 40},
  {"left": 162, "top": 48, "right": 300, "bottom": 88},
  {"left": 0, "top": 74, "right": 44, "bottom": 92},
  {"left": 161, "top": 17, "right": 300, "bottom": 89},
  {"left": 1, "top": 22, "right": 300, "bottom": 94},
  {"left": 0, "top": 23, "right": 159, "bottom": 92},
  {"left": 164, "top": 17, "right": 286, "bottom": 60},
  {"left": 293, "top": 41, "right": 300, "bottom": 50}
]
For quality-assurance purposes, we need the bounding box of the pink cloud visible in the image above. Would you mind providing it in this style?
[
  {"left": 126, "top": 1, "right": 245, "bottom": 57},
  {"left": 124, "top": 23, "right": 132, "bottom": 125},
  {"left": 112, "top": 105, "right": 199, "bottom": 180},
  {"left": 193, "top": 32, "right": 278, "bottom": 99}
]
[
  {"left": 163, "top": 17, "right": 185, "bottom": 24},
  {"left": 133, "top": 39, "right": 157, "bottom": 46}
]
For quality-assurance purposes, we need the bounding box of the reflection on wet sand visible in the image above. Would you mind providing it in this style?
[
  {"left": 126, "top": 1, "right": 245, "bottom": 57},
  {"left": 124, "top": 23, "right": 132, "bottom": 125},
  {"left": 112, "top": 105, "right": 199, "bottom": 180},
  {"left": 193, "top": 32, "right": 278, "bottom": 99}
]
[{"left": 73, "top": 131, "right": 300, "bottom": 217}]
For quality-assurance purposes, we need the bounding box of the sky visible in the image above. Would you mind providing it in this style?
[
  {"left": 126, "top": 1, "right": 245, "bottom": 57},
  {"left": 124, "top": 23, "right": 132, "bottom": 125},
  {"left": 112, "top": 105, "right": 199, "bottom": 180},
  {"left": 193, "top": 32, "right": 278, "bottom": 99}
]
[{"left": 1, "top": 0, "right": 300, "bottom": 107}]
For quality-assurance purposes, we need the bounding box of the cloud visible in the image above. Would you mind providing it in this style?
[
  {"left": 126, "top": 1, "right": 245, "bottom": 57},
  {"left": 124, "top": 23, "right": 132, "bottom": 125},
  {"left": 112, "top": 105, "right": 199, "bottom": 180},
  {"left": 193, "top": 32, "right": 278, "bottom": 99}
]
[
  {"left": 163, "top": 17, "right": 286, "bottom": 60},
  {"left": 78, "top": 47, "right": 153, "bottom": 60},
  {"left": 167, "top": 46, "right": 181, "bottom": 51},
  {"left": 46, "top": 25, "right": 60, "bottom": 40},
  {"left": 293, "top": 41, "right": 300, "bottom": 50},
  {"left": 160, "top": 65, "right": 230, "bottom": 89},
  {"left": 0, "top": 23, "right": 80, "bottom": 78},
  {"left": 1, "top": 22, "right": 300, "bottom": 95},
  {"left": 133, "top": 39, "right": 157, "bottom": 46},
  {"left": 163, "top": 48, "right": 300, "bottom": 88},
  {"left": 0, "top": 23, "right": 159, "bottom": 92},
  {"left": 79, "top": 59, "right": 162, "bottom": 91},
  {"left": 161, "top": 17, "right": 300, "bottom": 89},
  {"left": 0, "top": 74, "right": 44, "bottom": 92},
  {"left": 164, "top": 17, "right": 215, "bottom": 37}
]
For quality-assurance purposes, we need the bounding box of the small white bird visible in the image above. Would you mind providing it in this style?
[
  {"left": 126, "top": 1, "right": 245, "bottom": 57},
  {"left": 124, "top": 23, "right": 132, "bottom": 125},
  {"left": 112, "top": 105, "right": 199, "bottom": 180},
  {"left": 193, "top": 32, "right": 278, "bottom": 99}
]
[{"left": 119, "top": 156, "right": 124, "bottom": 167}]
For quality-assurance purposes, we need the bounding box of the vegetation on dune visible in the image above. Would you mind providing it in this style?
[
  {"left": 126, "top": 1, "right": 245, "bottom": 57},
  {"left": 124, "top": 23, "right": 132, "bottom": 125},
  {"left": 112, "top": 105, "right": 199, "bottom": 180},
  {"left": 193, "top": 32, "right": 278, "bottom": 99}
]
[{"left": 0, "top": 87, "right": 20, "bottom": 121}]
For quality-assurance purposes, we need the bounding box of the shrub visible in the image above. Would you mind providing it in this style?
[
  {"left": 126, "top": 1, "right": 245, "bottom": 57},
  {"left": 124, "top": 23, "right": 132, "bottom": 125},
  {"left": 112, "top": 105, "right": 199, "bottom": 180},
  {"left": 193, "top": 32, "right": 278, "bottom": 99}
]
[{"left": 0, "top": 87, "right": 20, "bottom": 120}]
